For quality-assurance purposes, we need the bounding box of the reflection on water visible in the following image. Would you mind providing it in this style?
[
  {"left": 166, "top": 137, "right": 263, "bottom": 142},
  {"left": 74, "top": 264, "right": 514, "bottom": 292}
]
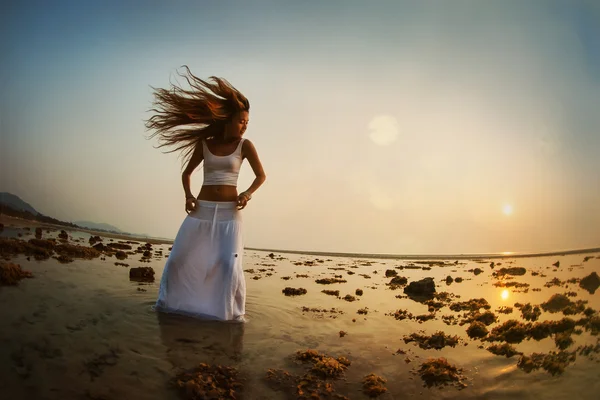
[{"left": 156, "top": 312, "right": 245, "bottom": 367}]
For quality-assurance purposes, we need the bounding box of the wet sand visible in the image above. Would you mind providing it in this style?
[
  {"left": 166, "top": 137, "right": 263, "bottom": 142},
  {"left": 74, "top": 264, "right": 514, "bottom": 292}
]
[{"left": 1, "top": 220, "right": 599, "bottom": 399}]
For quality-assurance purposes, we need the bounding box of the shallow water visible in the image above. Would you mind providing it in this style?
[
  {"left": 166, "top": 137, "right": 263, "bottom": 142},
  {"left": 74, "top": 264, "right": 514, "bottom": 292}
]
[{"left": 1, "top": 226, "right": 599, "bottom": 399}]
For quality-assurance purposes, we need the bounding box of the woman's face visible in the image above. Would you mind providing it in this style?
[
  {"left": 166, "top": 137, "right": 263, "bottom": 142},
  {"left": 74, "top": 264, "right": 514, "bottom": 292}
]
[{"left": 227, "top": 111, "right": 249, "bottom": 137}]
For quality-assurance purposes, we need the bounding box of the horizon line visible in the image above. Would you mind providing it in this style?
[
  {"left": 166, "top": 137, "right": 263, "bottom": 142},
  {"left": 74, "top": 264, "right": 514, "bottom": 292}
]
[{"left": 243, "top": 246, "right": 600, "bottom": 260}]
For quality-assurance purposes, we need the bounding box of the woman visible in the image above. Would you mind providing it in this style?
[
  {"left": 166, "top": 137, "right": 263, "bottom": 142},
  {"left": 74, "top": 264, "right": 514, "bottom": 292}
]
[{"left": 145, "top": 66, "right": 266, "bottom": 321}]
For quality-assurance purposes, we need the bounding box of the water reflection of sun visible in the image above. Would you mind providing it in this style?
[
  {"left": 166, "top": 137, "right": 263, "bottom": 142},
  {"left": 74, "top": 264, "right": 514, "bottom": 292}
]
[{"left": 501, "top": 289, "right": 510, "bottom": 300}]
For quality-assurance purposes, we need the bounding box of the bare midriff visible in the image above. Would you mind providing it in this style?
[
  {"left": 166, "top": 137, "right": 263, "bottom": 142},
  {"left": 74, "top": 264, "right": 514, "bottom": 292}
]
[{"left": 197, "top": 185, "right": 238, "bottom": 202}]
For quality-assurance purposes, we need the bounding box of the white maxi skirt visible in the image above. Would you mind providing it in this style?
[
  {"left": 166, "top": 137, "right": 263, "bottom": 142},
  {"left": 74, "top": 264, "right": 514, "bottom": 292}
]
[{"left": 155, "top": 200, "right": 246, "bottom": 321}]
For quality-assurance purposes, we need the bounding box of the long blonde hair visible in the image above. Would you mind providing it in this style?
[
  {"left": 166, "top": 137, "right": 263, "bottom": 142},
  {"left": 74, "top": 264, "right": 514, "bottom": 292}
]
[{"left": 145, "top": 66, "right": 249, "bottom": 166}]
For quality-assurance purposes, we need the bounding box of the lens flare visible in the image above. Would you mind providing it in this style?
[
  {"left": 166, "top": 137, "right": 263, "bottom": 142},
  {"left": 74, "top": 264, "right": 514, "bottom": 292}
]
[{"left": 501, "top": 289, "right": 510, "bottom": 300}]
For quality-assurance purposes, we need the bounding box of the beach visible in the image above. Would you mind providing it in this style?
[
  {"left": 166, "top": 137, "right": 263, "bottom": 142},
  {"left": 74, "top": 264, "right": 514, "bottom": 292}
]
[{"left": 1, "top": 217, "right": 599, "bottom": 400}]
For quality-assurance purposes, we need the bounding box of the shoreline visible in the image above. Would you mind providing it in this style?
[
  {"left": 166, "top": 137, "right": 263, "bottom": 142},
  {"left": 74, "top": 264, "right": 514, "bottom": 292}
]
[{"left": 3, "top": 214, "right": 598, "bottom": 260}]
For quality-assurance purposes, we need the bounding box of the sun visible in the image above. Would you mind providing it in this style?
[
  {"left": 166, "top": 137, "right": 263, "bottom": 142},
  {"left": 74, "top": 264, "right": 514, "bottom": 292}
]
[
  {"left": 501, "top": 289, "right": 510, "bottom": 300},
  {"left": 503, "top": 204, "right": 513, "bottom": 216}
]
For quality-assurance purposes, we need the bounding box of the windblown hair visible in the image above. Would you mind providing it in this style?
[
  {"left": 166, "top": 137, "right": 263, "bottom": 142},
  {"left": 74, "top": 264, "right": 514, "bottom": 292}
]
[{"left": 145, "top": 66, "right": 249, "bottom": 167}]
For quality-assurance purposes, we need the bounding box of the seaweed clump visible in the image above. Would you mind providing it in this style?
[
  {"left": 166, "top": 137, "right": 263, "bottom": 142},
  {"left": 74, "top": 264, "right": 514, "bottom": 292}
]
[
  {"left": 416, "top": 358, "right": 467, "bottom": 389},
  {"left": 403, "top": 331, "right": 460, "bottom": 350},
  {"left": 172, "top": 363, "right": 243, "bottom": 399},
  {"left": 487, "top": 343, "right": 522, "bottom": 358},
  {"left": 0, "top": 262, "right": 33, "bottom": 286},
  {"left": 282, "top": 287, "right": 307, "bottom": 296},
  {"left": 362, "top": 373, "right": 387, "bottom": 397},
  {"left": 517, "top": 351, "right": 576, "bottom": 376}
]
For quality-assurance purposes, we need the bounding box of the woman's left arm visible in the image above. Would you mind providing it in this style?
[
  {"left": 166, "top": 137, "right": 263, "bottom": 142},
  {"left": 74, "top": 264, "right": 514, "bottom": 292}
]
[{"left": 238, "top": 139, "right": 266, "bottom": 208}]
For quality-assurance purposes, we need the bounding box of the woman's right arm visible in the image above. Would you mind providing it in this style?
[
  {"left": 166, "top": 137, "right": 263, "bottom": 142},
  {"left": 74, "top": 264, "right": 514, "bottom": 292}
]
[{"left": 182, "top": 142, "right": 204, "bottom": 200}]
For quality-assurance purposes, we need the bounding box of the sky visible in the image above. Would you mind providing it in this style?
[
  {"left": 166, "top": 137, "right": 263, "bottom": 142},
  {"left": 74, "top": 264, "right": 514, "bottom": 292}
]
[{"left": 1, "top": 0, "right": 599, "bottom": 255}]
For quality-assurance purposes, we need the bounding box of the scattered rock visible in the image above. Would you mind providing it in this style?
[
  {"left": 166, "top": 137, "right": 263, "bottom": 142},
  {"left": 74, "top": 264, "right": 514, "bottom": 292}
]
[
  {"left": 403, "top": 277, "right": 436, "bottom": 300},
  {"left": 487, "top": 343, "right": 522, "bottom": 358},
  {"left": 403, "top": 331, "right": 460, "bottom": 350},
  {"left": 362, "top": 373, "right": 387, "bottom": 397},
  {"left": 388, "top": 276, "right": 408, "bottom": 289},
  {"left": 466, "top": 321, "right": 488, "bottom": 339},
  {"left": 417, "top": 358, "right": 467, "bottom": 389},
  {"left": 493, "top": 267, "right": 526, "bottom": 277},
  {"left": 129, "top": 267, "right": 155, "bottom": 282},
  {"left": 516, "top": 303, "right": 542, "bottom": 321},
  {"left": 322, "top": 290, "right": 339, "bottom": 296},
  {"left": 282, "top": 287, "right": 307, "bottom": 296},
  {"left": 517, "top": 351, "right": 575, "bottom": 375},
  {"left": 0, "top": 262, "right": 33, "bottom": 286},
  {"left": 316, "top": 278, "right": 347, "bottom": 284},
  {"left": 172, "top": 363, "right": 243, "bottom": 399},
  {"left": 555, "top": 332, "right": 574, "bottom": 350},
  {"left": 580, "top": 272, "right": 600, "bottom": 295},
  {"left": 385, "top": 269, "right": 397, "bottom": 277},
  {"left": 107, "top": 242, "right": 133, "bottom": 250},
  {"left": 343, "top": 294, "right": 356, "bottom": 302}
]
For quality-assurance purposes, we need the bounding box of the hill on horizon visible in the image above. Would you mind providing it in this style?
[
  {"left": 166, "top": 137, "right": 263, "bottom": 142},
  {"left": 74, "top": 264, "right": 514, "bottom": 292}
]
[
  {"left": 74, "top": 220, "right": 123, "bottom": 233},
  {"left": 0, "top": 192, "right": 39, "bottom": 215},
  {"left": 0, "top": 191, "right": 133, "bottom": 235}
]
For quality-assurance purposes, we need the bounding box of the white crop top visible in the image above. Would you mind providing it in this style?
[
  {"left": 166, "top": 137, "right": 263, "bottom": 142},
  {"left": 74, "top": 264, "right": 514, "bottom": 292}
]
[{"left": 202, "top": 138, "right": 245, "bottom": 186}]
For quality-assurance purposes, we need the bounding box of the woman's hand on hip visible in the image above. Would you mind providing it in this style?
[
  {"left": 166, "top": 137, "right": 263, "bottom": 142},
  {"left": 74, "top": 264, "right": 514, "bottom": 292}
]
[
  {"left": 185, "top": 198, "right": 197, "bottom": 214},
  {"left": 237, "top": 192, "right": 250, "bottom": 210}
]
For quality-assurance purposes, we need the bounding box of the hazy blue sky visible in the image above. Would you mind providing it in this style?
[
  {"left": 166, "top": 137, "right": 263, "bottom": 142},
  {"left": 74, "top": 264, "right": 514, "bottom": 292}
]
[{"left": 1, "top": 0, "right": 599, "bottom": 254}]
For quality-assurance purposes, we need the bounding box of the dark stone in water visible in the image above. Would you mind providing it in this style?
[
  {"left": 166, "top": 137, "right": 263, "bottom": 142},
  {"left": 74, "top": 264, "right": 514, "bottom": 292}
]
[
  {"left": 579, "top": 272, "right": 600, "bottom": 295},
  {"left": 404, "top": 277, "right": 436, "bottom": 300},
  {"left": 129, "top": 267, "right": 155, "bottom": 282}
]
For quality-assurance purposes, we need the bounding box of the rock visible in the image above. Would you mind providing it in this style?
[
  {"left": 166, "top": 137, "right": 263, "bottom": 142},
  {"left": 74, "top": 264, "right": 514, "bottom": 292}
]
[
  {"left": 403, "top": 277, "right": 436, "bottom": 300},
  {"left": 92, "top": 243, "right": 105, "bottom": 251},
  {"left": 315, "top": 278, "right": 346, "bottom": 284},
  {"left": 35, "top": 227, "right": 42, "bottom": 238},
  {"left": 487, "top": 343, "right": 522, "bottom": 358},
  {"left": 493, "top": 267, "right": 526, "bottom": 277},
  {"left": 541, "top": 294, "right": 571, "bottom": 313},
  {"left": 0, "top": 262, "right": 33, "bottom": 286},
  {"left": 362, "top": 373, "right": 387, "bottom": 397},
  {"left": 417, "top": 358, "right": 467, "bottom": 389},
  {"left": 466, "top": 321, "right": 488, "bottom": 338},
  {"left": 579, "top": 272, "right": 600, "bottom": 294},
  {"left": 88, "top": 235, "right": 102, "bottom": 245},
  {"left": 282, "top": 287, "right": 307, "bottom": 296},
  {"left": 445, "top": 276, "right": 453, "bottom": 285},
  {"left": 58, "top": 230, "right": 68, "bottom": 240},
  {"left": 107, "top": 242, "right": 132, "bottom": 250},
  {"left": 553, "top": 261, "right": 560, "bottom": 268},
  {"left": 355, "top": 288, "right": 363, "bottom": 296},
  {"left": 385, "top": 269, "right": 397, "bottom": 277},
  {"left": 388, "top": 276, "right": 408, "bottom": 288},
  {"left": 115, "top": 251, "right": 127, "bottom": 260},
  {"left": 129, "top": 267, "right": 155, "bottom": 282},
  {"left": 455, "top": 277, "right": 463, "bottom": 283}
]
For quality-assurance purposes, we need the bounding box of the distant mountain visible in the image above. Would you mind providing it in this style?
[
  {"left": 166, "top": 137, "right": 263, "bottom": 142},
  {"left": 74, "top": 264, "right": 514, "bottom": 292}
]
[
  {"left": 0, "top": 192, "right": 39, "bottom": 215},
  {"left": 74, "top": 220, "right": 123, "bottom": 233}
]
